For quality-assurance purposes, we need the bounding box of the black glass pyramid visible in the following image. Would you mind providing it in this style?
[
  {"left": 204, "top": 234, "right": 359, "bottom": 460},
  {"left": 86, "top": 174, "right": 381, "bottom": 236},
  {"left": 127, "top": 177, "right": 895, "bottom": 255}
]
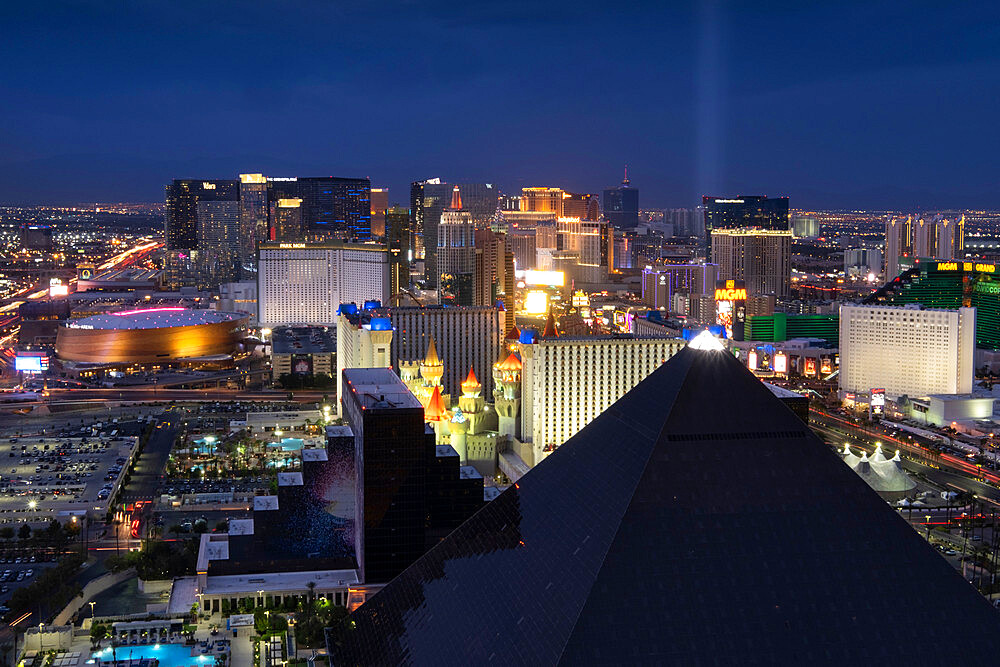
[{"left": 328, "top": 344, "right": 1000, "bottom": 665}]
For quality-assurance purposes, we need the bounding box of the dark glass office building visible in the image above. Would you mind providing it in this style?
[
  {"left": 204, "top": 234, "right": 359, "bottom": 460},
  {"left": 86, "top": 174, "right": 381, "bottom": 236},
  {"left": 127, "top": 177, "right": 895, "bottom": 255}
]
[
  {"left": 411, "top": 180, "right": 497, "bottom": 287},
  {"left": 164, "top": 179, "right": 239, "bottom": 250},
  {"left": 702, "top": 194, "right": 790, "bottom": 257},
  {"left": 329, "top": 344, "right": 1000, "bottom": 665},
  {"left": 267, "top": 176, "right": 371, "bottom": 241},
  {"left": 602, "top": 172, "right": 639, "bottom": 229}
]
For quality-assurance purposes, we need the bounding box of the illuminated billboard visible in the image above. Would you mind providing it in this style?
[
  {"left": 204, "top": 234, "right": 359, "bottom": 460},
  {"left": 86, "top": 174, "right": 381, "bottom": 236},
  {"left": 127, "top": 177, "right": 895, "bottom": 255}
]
[
  {"left": 774, "top": 352, "right": 788, "bottom": 374},
  {"left": 870, "top": 388, "right": 885, "bottom": 417},
  {"left": 517, "top": 270, "right": 565, "bottom": 287},
  {"left": 715, "top": 279, "right": 747, "bottom": 340},
  {"left": 48, "top": 278, "right": 68, "bottom": 297},
  {"left": 14, "top": 354, "right": 47, "bottom": 374},
  {"left": 804, "top": 358, "right": 817, "bottom": 377}
]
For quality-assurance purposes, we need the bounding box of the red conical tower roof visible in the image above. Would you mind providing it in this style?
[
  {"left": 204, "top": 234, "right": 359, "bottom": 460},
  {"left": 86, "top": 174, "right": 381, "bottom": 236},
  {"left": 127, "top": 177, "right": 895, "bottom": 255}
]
[
  {"left": 450, "top": 185, "right": 462, "bottom": 210},
  {"left": 504, "top": 324, "right": 522, "bottom": 341},
  {"left": 461, "top": 366, "right": 480, "bottom": 391},
  {"left": 498, "top": 352, "right": 522, "bottom": 371},
  {"left": 425, "top": 385, "right": 447, "bottom": 422},
  {"left": 542, "top": 311, "right": 559, "bottom": 338}
]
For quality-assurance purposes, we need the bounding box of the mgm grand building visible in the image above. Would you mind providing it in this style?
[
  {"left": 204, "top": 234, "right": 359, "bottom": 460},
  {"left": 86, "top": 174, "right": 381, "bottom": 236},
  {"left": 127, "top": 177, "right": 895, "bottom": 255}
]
[{"left": 54, "top": 307, "right": 250, "bottom": 381}]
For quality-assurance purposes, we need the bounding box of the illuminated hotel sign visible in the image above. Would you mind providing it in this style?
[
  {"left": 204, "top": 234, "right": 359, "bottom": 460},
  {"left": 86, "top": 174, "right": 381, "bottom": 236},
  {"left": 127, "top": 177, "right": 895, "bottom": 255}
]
[
  {"left": 936, "top": 261, "right": 996, "bottom": 273},
  {"left": 714, "top": 199, "right": 744, "bottom": 204},
  {"left": 202, "top": 182, "right": 216, "bottom": 190},
  {"left": 715, "top": 279, "right": 747, "bottom": 341},
  {"left": 278, "top": 243, "right": 307, "bottom": 249}
]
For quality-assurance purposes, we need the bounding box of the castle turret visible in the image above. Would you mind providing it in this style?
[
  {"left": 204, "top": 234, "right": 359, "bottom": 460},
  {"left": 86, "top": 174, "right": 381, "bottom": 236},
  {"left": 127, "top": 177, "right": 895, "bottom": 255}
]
[
  {"left": 420, "top": 336, "right": 444, "bottom": 387},
  {"left": 449, "top": 407, "right": 469, "bottom": 462},
  {"left": 458, "top": 367, "right": 486, "bottom": 438},
  {"left": 494, "top": 352, "right": 522, "bottom": 438}
]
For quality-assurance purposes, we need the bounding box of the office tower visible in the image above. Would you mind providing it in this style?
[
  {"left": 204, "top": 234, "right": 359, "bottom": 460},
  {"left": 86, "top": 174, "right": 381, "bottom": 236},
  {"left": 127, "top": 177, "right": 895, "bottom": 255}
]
[
  {"left": 266, "top": 176, "right": 372, "bottom": 241},
  {"left": 520, "top": 335, "right": 685, "bottom": 463},
  {"left": 702, "top": 195, "right": 789, "bottom": 258},
  {"left": 336, "top": 309, "right": 394, "bottom": 417},
  {"left": 412, "top": 180, "right": 497, "bottom": 286},
  {"left": 382, "top": 305, "right": 502, "bottom": 398},
  {"left": 238, "top": 174, "right": 269, "bottom": 272},
  {"left": 370, "top": 188, "right": 389, "bottom": 237},
  {"left": 272, "top": 198, "right": 304, "bottom": 242},
  {"left": 710, "top": 229, "right": 792, "bottom": 297},
  {"left": 330, "top": 340, "right": 1000, "bottom": 666},
  {"left": 602, "top": 168, "right": 639, "bottom": 229},
  {"left": 641, "top": 263, "right": 719, "bottom": 310},
  {"left": 437, "top": 186, "right": 476, "bottom": 305},
  {"left": 165, "top": 179, "right": 239, "bottom": 250},
  {"left": 196, "top": 200, "right": 240, "bottom": 285},
  {"left": 839, "top": 304, "right": 975, "bottom": 399},
  {"left": 844, "top": 248, "right": 882, "bottom": 279},
  {"left": 884, "top": 215, "right": 912, "bottom": 281},
  {"left": 555, "top": 218, "right": 613, "bottom": 283},
  {"left": 340, "top": 368, "right": 429, "bottom": 584},
  {"left": 385, "top": 206, "right": 410, "bottom": 296},
  {"left": 508, "top": 229, "right": 537, "bottom": 270},
  {"left": 791, "top": 215, "right": 820, "bottom": 239},
  {"left": 257, "top": 242, "right": 389, "bottom": 326}
]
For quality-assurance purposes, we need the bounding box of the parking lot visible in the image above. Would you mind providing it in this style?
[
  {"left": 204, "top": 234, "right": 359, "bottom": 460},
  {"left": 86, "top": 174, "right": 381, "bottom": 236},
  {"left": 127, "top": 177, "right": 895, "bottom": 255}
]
[
  {"left": 0, "top": 556, "right": 57, "bottom": 613},
  {"left": 0, "top": 431, "right": 136, "bottom": 527}
]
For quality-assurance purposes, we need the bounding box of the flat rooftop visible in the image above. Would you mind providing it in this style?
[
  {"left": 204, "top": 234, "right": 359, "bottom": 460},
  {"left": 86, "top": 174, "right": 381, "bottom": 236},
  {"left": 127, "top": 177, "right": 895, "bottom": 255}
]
[
  {"left": 272, "top": 326, "right": 336, "bottom": 355},
  {"left": 342, "top": 368, "right": 422, "bottom": 410},
  {"left": 202, "top": 568, "right": 360, "bottom": 595},
  {"left": 65, "top": 308, "right": 243, "bottom": 330}
]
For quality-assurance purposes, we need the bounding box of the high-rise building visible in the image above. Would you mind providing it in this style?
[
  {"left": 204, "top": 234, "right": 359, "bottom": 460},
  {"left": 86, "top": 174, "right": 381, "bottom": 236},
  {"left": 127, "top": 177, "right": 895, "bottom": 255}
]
[
  {"left": 556, "top": 218, "right": 613, "bottom": 283},
  {"left": 370, "top": 188, "right": 389, "bottom": 237},
  {"left": 791, "top": 215, "right": 820, "bottom": 239},
  {"left": 508, "top": 229, "right": 537, "bottom": 270},
  {"left": 329, "top": 340, "right": 1000, "bottom": 666},
  {"left": 844, "top": 248, "right": 882, "bottom": 279},
  {"left": 238, "top": 174, "right": 269, "bottom": 272},
  {"left": 602, "top": 169, "right": 639, "bottom": 229},
  {"left": 257, "top": 242, "right": 389, "bottom": 326},
  {"left": 520, "top": 335, "right": 685, "bottom": 463},
  {"left": 411, "top": 180, "right": 497, "bottom": 286},
  {"left": 437, "top": 186, "right": 476, "bottom": 305},
  {"left": 711, "top": 229, "right": 792, "bottom": 297},
  {"left": 272, "top": 198, "right": 304, "bottom": 242},
  {"left": 165, "top": 179, "right": 239, "bottom": 251},
  {"left": 641, "top": 263, "right": 719, "bottom": 310},
  {"left": 336, "top": 308, "right": 394, "bottom": 417},
  {"left": 340, "top": 368, "right": 430, "bottom": 584},
  {"left": 385, "top": 206, "right": 410, "bottom": 296},
  {"left": 884, "top": 215, "right": 912, "bottom": 281},
  {"left": 839, "top": 303, "right": 975, "bottom": 399},
  {"left": 702, "top": 195, "right": 789, "bottom": 258},
  {"left": 884, "top": 214, "right": 965, "bottom": 282},
  {"left": 267, "top": 176, "right": 372, "bottom": 241},
  {"left": 196, "top": 200, "right": 240, "bottom": 285},
  {"left": 520, "top": 187, "right": 565, "bottom": 215}
]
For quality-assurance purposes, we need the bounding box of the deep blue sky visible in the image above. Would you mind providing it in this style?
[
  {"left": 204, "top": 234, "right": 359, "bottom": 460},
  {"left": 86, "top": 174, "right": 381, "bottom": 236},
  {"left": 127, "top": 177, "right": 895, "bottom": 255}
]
[{"left": 2, "top": 1, "right": 999, "bottom": 209}]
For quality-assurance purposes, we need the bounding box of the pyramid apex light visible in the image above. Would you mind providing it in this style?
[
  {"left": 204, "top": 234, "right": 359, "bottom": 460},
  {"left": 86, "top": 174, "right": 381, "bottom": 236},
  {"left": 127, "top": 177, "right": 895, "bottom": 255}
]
[{"left": 688, "top": 330, "right": 724, "bottom": 351}]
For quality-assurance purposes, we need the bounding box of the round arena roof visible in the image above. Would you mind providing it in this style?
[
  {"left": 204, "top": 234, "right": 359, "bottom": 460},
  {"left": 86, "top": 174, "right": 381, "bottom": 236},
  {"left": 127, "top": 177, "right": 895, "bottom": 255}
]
[{"left": 66, "top": 307, "right": 244, "bottom": 331}]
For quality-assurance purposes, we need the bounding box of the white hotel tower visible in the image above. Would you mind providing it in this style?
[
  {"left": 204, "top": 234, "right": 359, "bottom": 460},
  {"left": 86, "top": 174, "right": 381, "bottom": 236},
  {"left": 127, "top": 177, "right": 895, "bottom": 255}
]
[{"left": 839, "top": 303, "right": 975, "bottom": 400}]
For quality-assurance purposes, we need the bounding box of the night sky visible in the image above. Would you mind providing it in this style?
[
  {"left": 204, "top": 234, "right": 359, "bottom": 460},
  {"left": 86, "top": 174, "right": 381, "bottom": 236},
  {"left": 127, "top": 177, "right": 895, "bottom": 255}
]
[{"left": 2, "top": 1, "right": 999, "bottom": 209}]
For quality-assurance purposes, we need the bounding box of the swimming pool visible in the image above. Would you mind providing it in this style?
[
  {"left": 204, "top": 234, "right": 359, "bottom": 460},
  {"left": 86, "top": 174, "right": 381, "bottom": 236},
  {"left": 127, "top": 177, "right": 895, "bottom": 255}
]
[{"left": 90, "top": 643, "right": 215, "bottom": 667}]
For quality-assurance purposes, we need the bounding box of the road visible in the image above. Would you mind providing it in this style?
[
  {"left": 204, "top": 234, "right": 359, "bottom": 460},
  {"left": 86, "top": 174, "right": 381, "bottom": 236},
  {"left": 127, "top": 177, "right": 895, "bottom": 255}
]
[
  {"left": 31, "top": 388, "right": 332, "bottom": 405},
  {"left": 120, "top": 421, "right": 178, "bottom": 502}
]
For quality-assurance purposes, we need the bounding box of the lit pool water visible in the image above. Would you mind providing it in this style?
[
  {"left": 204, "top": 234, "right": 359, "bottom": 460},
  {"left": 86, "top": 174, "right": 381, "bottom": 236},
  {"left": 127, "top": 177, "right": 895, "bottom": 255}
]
[{"left": 90, "top": 643, "right": 215, "bottom": 666}]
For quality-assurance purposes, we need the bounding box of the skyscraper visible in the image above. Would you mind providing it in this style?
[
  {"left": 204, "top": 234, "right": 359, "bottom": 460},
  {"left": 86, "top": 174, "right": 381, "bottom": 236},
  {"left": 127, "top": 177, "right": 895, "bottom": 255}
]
[
  {"left": 474, "top": 229, "right": 514, "bottom": 332},
  {"left": 272, "top": 198, "right": 304, "bottom": 242},
  {"left": 602, "top": 168, "right": 639, "bottom": 229},
  {"left": 370, "top": 187, "right": 389, "bottom": 237},
  {"left": 412, "top": 180, "right": 497, "bottom": 287},
  {"left": 385, "top": 206, "right": 410, "bottom": 296},
  {"left": 196, "top": 200, "right": 240, "bottom": 285},
  {"left": 711, "top": 229, "right": 792, "bottom": 297},
  {"left": 437, "top": 186, "right": 476, "bottom": 305},
  {"left": 165, "top": 179, "right": 239, "bottom": 250},
  {"left": 266, "top": 176, "right": 372, "bottom": 241},
  {"left": 702, "top": 195, "right": 789, "bottom": 259},
  {"left": 884, "top": 215, "right": 912, "bottom": 281},
  {"left": 884, "top": 214, "right": 966, "bottom": 282},
  {"left": 641, "top": 263, "right": 719, "bottom": 310},
  {"left": 238, "top": 173, "right": 269, "bottom": 273}
]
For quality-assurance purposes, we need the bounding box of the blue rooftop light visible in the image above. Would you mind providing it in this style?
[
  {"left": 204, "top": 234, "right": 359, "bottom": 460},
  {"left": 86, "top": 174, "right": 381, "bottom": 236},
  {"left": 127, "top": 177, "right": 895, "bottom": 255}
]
[
  {"left": 363, "top": 300, "right": 382, "bottom": 311},
  {"left": 337, "top": 303, "right": 359, "bottom": 316},
  {"left": 369, "top": 317, "right": 392, "bottom": 331},
  {"left": 519, "top": 329, "right": 538, "bottom": 345}
]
